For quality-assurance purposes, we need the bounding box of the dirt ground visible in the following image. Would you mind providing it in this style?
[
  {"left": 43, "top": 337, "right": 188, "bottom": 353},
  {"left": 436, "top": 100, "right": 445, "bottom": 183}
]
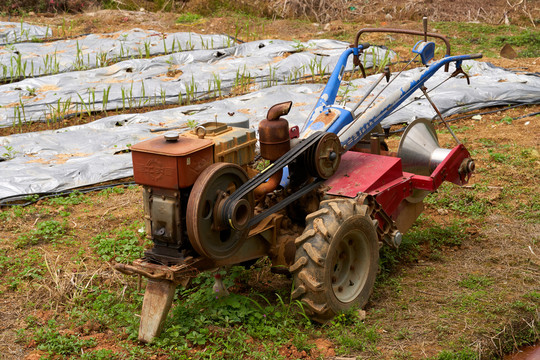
[{"left": 0, "top": 2, "right": 539, "bottom": 359}]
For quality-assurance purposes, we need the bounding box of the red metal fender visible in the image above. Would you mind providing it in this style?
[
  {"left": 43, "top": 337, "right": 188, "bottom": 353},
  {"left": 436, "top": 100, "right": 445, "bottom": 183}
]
[{"left": 326, "top": 144, "right": 473, "bottom": 217}]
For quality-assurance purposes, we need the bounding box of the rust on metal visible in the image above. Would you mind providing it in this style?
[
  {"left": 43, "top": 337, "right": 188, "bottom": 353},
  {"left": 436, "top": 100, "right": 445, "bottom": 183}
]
[
  {"left": 266, "top": 101, "right": 292, "bottom": 121},
  {"left": 313, "top": 132, "right": 342, "bottom": 179},
  {"left": 114, "top": 257, "right": 202, "bottom": 283},
  {"left": 370, "top": 135, "right": 381, "bottom": 155},
  {"left": 314, "top": 109, "right": 339, "bottom": 127},
  {"left": 354, "top": 28, "right": 452, "bottom": 71},
  {"left": 259, "top": 101, "right": 292, "bottom": 161},
  {"left": 138, "top": 279, "right": 177, "bottom": 343},
  {"left": 254, "top": 169, "right": 283, "bottom": 199},
  {"left": 191, "top": 122, "right": 229, "bottom": 136},
  {"left": 186, "top": 163, "right": 253, "bottom": 259},
  {"left": 131, "top": 134, "right": 213, "bottom": 189}
]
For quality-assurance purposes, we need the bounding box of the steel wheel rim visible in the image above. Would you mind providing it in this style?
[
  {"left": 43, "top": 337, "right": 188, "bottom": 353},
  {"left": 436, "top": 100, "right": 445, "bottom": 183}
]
[{"left": 331, "top": 229, "right": 370, "bottom": 303}]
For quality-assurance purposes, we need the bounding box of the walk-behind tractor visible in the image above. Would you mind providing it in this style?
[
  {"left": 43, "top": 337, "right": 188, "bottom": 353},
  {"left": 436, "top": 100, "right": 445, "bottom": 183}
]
[{"left": 115, "top": 20, "right": 480, "bottom": 343}]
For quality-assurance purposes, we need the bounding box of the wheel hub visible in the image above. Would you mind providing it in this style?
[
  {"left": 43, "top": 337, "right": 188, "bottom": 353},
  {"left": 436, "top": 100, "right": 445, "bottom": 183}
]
[
  {"left": 330, "top": 229, "right": 371, "bottom": 303},
  {"left": 306, "top": 132, "right": 342, "bottom": 179}
]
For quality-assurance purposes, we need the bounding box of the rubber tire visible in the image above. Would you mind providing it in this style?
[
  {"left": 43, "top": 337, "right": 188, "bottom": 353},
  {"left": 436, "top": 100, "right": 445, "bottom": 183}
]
[{"left": 290, "top": 199, "right": 379, "bottom": 323}]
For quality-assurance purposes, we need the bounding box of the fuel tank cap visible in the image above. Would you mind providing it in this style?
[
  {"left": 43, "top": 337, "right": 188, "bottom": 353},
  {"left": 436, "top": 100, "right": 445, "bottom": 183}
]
[{"left": 164, "top": 131, "right": 179, "bottom": 142}]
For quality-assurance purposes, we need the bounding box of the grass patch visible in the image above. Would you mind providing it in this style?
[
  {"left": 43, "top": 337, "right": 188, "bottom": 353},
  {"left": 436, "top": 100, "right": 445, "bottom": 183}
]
[
  {"left": 432, "top": 22, "right": 540, "bottom": 57},
  {"left": 424, "top": 183, "right": 489, "bottom": 217},
  {"left": 435, "top": 347, "right": 478, "bottom": 360},
  {"left": 327, "top": 308, "right": 381, "bottom": 354},
  {"left": 458, "top": 274, "right": 494, "bottom": 290},
  {"left": 494, "top": 30, "right": 540, "bottom": 57},
  {"left": 378, "top": 218, "right": 471, "bottom": 283},
  {"left": 176, "top": 12, "right": 203, "bottom": 24}
]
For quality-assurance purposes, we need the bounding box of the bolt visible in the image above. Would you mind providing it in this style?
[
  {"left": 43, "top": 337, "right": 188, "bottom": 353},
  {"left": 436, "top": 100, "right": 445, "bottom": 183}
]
[
  {"left": 328, "top": 151, "right": 337, "bottom": 161},
  {"left": 467, "top": 159, "right": 476, "bottom": 173},
  {"left": 337, "top": 286, "right": 343, "bottom": 292},
  {"left": 393, "top": 231, "right": 403, "bottom": 247},
  {"left": 331, "top": 276, "right": 337, "bottom": 283},
  {"left": 350, "top": 265, "right": 355, "bottom": 271}
]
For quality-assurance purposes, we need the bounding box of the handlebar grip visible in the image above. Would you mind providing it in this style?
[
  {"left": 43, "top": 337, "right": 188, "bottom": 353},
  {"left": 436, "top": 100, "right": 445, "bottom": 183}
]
[{"left": 468, "top": 53, "right": 483, "bottom": 59}]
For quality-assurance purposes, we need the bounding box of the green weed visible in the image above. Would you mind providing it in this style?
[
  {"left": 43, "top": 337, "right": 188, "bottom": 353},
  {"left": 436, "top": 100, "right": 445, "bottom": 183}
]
[
  {"left": 46, "top": 190, "right": 88, "bottom": 206},
  {"left": 98, "top": 186, "right": 125, "bottom": 197},
  {"left": 24, "top": 194, "right": 40, "bottom": 202},
  {"left": 458, "top": 274, "right": 494, "bottom": 290},
  {"left": 378, "top": 218, "right": 470, "bottom": 279},
  {"left": 494, "top": 30, "right": 540, "bottom": 57},
  {"left": 524, "top": 291, "right": 540, "bottom": 301},
  {"left": 81, "top": 349, "right": 121, "bottom": 360},
  {"left": 477, "top": 138, "right": 496, "bottom": 147},
  {"left": 69, "top": 289, "right": 142, "bottom": 333},
  {"left": 91, "top": 221, "right": 148, "bottom": 263},
  {"left": 11, "top": 205, "right": 25, "bottom": 217},
  {"left": 497, "top": 116, "right": 513, "bottom": 125},
  {"left": 436, "top": 347, "right": 478, "bottom": 360},
  {"left": 452, "top": 290, "right": 489, "bottom": 312},
  {"left": 152, "top": 268, "right": 311, "bottom": 357},
  {"left": 186, "top": 119, "right": 198, "bottom": 129},
  {"left": 328, "top": 310, "right": 381, "bottom": 354},
  {"left": 256, "top": 158, "right": 271, "bottom": 171},
  {"left": 0, "top": 210, "right": 10, "bottom": 221},
  {"left": 15, "top": 220, "right": 68, "bottom": 248},
  {"left": 509, "top": 300, "right": 536, "bottom": 313},
  {"left": 34, "top": 320, "right": 96, "bottom": 356},
  {"left": 437, "top": 125, "right": 471, "bottom": 134},
  {"left": 487, "top": 149, "right": 508, "bottom": 163},
  {"left": 412, "top": 222, "right": 467, "bottom": 247},
  {"left": 0, "top": 248, "right": 45, "bottom": 291}
]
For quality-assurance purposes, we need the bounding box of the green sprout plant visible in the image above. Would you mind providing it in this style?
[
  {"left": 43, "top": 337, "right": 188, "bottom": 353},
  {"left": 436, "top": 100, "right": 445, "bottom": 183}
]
[{"left": 2, "top": 145, "right": 19, "bottom": 160}]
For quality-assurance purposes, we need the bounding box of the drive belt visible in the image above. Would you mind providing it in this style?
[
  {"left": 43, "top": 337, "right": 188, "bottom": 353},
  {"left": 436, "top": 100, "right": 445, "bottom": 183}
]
[
  {"left": 221, "top": 131, "right": 326, "bottom": 229},
  {"left": 248, "top": 178, "right": 324, "bottom": 228}
]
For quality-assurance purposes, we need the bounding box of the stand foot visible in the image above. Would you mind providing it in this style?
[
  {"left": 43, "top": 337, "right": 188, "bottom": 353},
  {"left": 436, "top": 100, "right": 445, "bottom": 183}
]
[{"left": 138, "top": 279, "right": 176, "bottom": 343}]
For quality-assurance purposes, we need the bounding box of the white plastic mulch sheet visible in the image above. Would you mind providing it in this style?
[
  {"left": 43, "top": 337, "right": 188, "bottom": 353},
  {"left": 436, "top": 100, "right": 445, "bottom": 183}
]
[
  {"left": 0, "top": 21, "right": 52, "bottom": 45},
  {"left": 0, "top": 29, "right": 234, "bottom": 80},
  {"left": 0, "top": 39, "right": 392, "bottom": 127},
  {"left": 1, "top": 60, "right": 539, "bottom": 201}
]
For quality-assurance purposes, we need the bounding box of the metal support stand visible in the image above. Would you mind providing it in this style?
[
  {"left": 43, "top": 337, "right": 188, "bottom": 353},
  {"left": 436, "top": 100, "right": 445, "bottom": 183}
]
[{"left": 138, "top": 279, "right": 177, "bottom": 343}]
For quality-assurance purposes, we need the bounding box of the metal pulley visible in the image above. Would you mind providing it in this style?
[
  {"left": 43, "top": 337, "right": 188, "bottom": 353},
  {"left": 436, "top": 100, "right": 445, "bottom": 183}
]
[
  {"left": 186, "top": 163, "right": 253, "bottom": 260},
  {"left": 306, "top": 133, "right": 342, "bottom": 179}
]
